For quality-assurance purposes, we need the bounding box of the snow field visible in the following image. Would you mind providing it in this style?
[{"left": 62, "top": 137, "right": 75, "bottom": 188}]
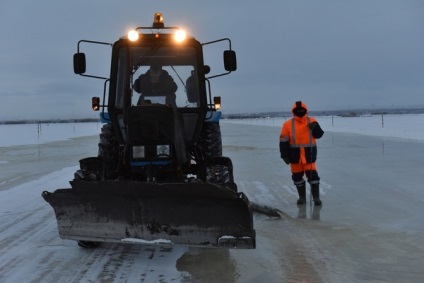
[
  {"left": 0, "top": 122, "right": 102, "bottom": 147},
  {"left": 222, "top": 113, "right": 424, "bottom": 141}
]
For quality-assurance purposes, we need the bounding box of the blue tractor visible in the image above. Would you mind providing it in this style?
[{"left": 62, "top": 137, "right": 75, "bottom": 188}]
[{"left": 43, "top": 13, "right": 255, "bottom": 249}]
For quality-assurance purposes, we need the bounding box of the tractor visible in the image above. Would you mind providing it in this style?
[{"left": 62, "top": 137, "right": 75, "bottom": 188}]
[{"left": 43, "top": 13, "right": 255, "bottom": 249}]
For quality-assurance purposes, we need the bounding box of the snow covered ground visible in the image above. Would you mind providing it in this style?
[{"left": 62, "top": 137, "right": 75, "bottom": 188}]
[
  {"left": 224, "top": 113, "right": 424, "bottom": 141},
  {"left": 0, "top": 122, "right": 102, "bottom": 147},
  {"left": 1, "top": 113, "right": 422, "bottom": 147},
  {"left": 1, "top": 114, "right": 423, "bottom": 282}
]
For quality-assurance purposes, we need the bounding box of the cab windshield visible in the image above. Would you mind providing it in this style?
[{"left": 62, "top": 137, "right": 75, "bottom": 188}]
[{"left": 114, "top": 46, "right": 199, "bottom": 109}]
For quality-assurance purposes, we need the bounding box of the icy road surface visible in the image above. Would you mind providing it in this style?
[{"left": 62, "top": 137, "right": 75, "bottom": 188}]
[{"left": 0, "top": 122, "right": 423, "bottom": 282}]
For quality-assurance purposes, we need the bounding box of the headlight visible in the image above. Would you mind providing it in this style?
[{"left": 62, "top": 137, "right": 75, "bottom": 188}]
[
  {"left": 174, "top": 29, "right": 186, "bottom": 43},
  {"left": 132, "top": 146, "right": 145, "bottom": 159},
  {"left": 156, "top": 145, "right": 170, "bottom": 157},
  {"left": 128, "top": 30, "right": 139, "bottom": 41}
]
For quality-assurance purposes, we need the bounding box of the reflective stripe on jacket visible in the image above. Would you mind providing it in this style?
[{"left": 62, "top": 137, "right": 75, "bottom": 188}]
[{"left": 279, "top": 116, "right": 318, "bottom": 164}]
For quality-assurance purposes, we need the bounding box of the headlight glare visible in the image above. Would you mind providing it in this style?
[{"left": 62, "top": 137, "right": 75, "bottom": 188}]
[
  {"left": 174, "top": 30, "right": 186, "bottom": 43},
  {"left": 128, "top": 30, "right": 139, "bottom": 41}
]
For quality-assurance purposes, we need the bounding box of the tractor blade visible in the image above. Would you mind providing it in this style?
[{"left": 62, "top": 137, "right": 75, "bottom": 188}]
[{"left": 42, "top": 180, "right": 255, "bottom": 249}]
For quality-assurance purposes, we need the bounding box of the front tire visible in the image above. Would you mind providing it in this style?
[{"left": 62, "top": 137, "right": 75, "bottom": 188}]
[{"left": 199, "top": 122, "right": 235, "bottom": 190}]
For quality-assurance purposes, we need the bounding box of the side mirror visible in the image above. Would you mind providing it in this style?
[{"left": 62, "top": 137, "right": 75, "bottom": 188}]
[
  {"left": 223, "top": 50, "right": 237, "bottom": 71},
  {"left": 73, "top": 53, "right": 86, "bottom": 74},
  {"left": 92, "top": 97, "right": 100, "bottom": 111},
  {"left": 203, "top": 65, "right": 211, "bottom": 75}
]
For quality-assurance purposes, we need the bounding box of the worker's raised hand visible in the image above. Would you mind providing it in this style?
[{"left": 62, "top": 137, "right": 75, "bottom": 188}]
[{"left": 307, "top": 122, "right": 318, "bottom": 130}]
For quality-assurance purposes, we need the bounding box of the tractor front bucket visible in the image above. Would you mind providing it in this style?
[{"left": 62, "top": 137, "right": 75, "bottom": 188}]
[{"left": 42, "top": 180, "right": 255, "bottom": 249}]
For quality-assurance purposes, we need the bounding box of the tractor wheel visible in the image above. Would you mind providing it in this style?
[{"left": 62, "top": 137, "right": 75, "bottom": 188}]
[
  {"left": 200, "top": 122, "right": 233, "bottom": 187},
  {"left": 199, "top": 122, "right": 222, "bottom": 158},
  {"left": 206, "top": 164, "right": 230, "bottom": 183},
  {"left": 98, "top": 123, "right": 120, "bottom": 179}
]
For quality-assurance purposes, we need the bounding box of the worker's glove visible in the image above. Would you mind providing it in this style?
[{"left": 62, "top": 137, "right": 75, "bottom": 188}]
[
  {"left": 282, "top": 157, "right": 290, "bottom": 165},
  {"left": 307, "top": 122, "right": 318, "bottom": 130}
]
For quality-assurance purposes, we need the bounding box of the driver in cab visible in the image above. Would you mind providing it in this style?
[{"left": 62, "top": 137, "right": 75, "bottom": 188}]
[{"left": 133, "top": 61, "right": 177, "bottom": 106}]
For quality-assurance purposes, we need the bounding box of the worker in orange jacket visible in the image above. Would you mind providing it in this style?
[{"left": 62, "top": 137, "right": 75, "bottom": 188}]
[{"left": 279, "top": 101, "right": 324, "bottom": 205}]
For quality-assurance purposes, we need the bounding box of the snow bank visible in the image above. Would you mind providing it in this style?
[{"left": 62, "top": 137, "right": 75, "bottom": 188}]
[{"left": 222, "top": 113, "right": 424, "bottom": 141}]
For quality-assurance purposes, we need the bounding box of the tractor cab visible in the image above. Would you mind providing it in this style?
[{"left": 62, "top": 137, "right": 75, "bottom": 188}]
[{"left": 74, "top": 13, "right": 237, "bottom": 180}]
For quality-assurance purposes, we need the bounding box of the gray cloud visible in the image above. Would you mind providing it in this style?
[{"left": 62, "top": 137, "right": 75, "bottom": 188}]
[{"left": 1, "top": 0, "right": 423, "bottom": 120}]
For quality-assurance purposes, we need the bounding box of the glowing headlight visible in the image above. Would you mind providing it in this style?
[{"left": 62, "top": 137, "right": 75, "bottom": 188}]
[
  {"left": 132, "top": 146, "right": 145, "bottom": 159},
  {"left": 128, "top": 30, "right": 139, "bottom": 41},
  {"left": 174, "top": 30, "right": 186, "bottom": 43},
  {"left": 156, "top": 145, "right": 170, "bottom": 157}
]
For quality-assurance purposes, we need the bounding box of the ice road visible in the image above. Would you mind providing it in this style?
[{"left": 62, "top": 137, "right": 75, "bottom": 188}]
[{"left": 0, "top": 120, "right": 423, "bottom": 282}]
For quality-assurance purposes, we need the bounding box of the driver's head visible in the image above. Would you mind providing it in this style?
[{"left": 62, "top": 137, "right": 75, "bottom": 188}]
[
  {"left": 149, "top": 61, "right": 162, "bottom": 83},
  {"left": 150, "top": 61, "right": 162, "bottom": 72}
]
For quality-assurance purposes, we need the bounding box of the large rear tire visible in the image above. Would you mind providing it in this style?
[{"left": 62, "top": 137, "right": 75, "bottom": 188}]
[
  {"left": 199, "top": 122, "right": 222, "bottom": 158},
  {"left": 98, "top": 123, "right": 120, "bottom": 179}
]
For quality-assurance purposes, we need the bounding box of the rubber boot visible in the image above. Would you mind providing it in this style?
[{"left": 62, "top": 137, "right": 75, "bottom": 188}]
[
  {"left": 311, "top": 184, "right": 322, "bottom": 206},
  {"left": 296, "top": 184, "right": 306, "bottom": 205}
]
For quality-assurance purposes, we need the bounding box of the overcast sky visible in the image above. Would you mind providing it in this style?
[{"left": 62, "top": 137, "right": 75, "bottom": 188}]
[{"left": 0, "top": 1, "right": 423, "bottom": 120}]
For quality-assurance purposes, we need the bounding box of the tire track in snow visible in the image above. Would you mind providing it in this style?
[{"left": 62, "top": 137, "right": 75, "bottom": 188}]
[
  {"left": 0, "top": 206, "right": 60, "bottom": 282},
  {"left": 234, "top": 178, "right": 334, "bottom": 282},
  {"left": 0, "top": 198, "right": 54, "bottom": 253},
  {"left": 0, "top": 166, "right": 190, "bottom": 282}
]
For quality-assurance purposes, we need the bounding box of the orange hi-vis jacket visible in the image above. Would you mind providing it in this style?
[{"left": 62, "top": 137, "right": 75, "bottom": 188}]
[{"left": 279, "top": 102, "right": 324, "bottom": 165}]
